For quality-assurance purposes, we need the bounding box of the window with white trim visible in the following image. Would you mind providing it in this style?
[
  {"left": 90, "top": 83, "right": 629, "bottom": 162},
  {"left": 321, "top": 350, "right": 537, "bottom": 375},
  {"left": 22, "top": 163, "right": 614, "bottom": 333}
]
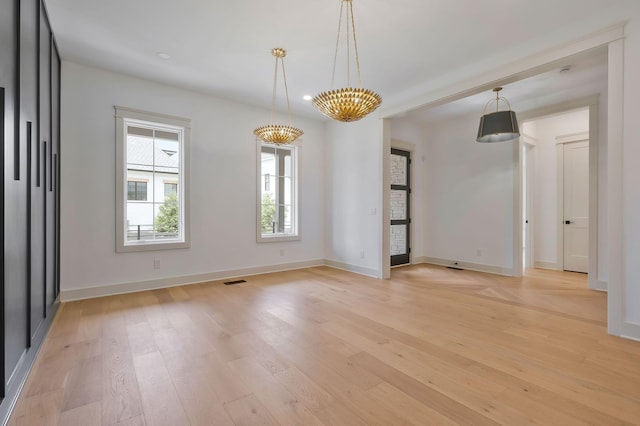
[
  {"left": 115, "top": 107, "right": 190, "bottom": 252},
  {"left": 257, "top": 142, "right": 299, "bottom": 242}
]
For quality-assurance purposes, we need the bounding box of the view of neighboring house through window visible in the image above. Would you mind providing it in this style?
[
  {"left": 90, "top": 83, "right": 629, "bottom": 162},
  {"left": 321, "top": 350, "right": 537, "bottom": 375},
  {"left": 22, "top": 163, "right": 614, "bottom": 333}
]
[
  {"left": 127, "top": 180, "right": 147, "bottom": 201},
  {"left": 258, "top": 143, "right": 298, "bottom": 241},
  {"left": 115, "top": 106, "right": 191, "bottom": 252},
  {"left": 164, "top": 182, "right": 177, "bottom": 199}
]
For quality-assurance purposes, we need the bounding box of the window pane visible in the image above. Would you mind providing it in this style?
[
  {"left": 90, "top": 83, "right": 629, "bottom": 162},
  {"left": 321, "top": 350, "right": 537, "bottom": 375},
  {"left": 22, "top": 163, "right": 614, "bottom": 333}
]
[
  {"left": 155, "top": 196, "right": 179, "bottom": 239},
  {"left": 164, "top": 182, "right": 177, "bottom": 198},
  {"left": 137, "top": 181, "right": 147, "bottom": 201},
  {"left": 390, "top": 190, "right": 407, "bottom": 220},
  {"left": 279, "top": 176, "right": 293, "bottom": 205},
  {"left": 261, "top": 203, "right": 277, "bottom": 233},
  {"left": 127, "top": 181, "right": 135, "bottom": 200},
  {"left": 391, "top": 224, "right": 407, "bottom": 256},
  {"left": 282, "top": 204, "right": 294, "bottom": 234},
  {"left": 126, "top": 202, "right": 155, "bottom": 241},
  {"left": 391, "top": 154, "right": 407, "bottom": 186},
  {"left": 155, "top": 137, "right": 179, "bottom": 175},
  {"left": 283, "top": 151, "right": 292, "bottom": 177}
]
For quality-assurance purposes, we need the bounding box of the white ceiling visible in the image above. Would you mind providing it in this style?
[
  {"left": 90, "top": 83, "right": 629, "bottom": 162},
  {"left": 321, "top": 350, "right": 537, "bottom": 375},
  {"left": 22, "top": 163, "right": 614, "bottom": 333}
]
[
  {"left": 405, "top": 47, "right": 608, "bottom": 124},
  {"left": 45, "top": 0, "right": 636, "bottom": 121}
]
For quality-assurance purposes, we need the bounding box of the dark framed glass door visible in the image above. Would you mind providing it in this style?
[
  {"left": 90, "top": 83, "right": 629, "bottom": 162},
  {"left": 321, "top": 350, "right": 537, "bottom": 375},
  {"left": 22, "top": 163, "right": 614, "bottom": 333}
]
[{"left": 390, "top": 148, "right": 411, "bottom": 266}]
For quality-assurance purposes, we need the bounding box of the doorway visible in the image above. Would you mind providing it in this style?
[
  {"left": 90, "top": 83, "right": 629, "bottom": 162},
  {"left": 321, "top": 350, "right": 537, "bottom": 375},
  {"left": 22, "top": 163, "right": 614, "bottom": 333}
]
[
  {"left": 520, "top": 106, "right": 593, "bottom": 278},
  {"left": 390, "top": 148, "right": 411, "bottom": 266}
]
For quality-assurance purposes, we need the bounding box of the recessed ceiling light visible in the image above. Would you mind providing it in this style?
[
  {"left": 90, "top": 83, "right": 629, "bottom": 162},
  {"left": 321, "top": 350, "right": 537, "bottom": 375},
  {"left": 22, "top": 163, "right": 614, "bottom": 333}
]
[
  {"left": 560, "top": 65, "right": 572, "bottom": 73},
  {"left": 303, "top": 95, "right": 313, "bottom": 101},
  {"left": 157, "top": 52, "right": 171, "bottom": 60}
]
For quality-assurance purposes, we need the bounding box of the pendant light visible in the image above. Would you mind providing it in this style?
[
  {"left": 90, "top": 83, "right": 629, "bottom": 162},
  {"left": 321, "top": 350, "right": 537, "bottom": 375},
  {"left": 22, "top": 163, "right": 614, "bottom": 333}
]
[
  {"left": 476, "top": 87, "right": 520, "bottom": 143},
  {"left": 254, "top": 48, "right": 303, "bottom": 145},
  {"left": 312, "top": 0, "right": 382, "bottom": 122}
]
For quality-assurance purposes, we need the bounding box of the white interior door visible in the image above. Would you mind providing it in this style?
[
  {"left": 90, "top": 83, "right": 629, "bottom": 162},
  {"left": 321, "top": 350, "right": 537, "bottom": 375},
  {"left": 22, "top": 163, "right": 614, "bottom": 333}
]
[{"left": 563, "top": 140, "right": 589, "bottom": 273}]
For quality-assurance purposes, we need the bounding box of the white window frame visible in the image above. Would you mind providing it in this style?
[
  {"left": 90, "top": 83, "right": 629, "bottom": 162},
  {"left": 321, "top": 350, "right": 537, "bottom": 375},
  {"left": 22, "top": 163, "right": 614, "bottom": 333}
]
[
  {"left": 115, "top": 106, "right": 191, "bottom": 252},
  {"left": 256, "top": 140, "right": 300, "bottom": 242}
]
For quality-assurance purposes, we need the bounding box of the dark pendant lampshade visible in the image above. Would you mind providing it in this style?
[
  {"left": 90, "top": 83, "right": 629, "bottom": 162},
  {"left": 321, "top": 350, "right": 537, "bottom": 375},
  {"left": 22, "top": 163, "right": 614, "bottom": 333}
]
[
  {"left": 476, "top": 87, "right": 520, "bottom": 143},
  {"left": 477, "top": 110, "right": 520, "bottom": 143}
]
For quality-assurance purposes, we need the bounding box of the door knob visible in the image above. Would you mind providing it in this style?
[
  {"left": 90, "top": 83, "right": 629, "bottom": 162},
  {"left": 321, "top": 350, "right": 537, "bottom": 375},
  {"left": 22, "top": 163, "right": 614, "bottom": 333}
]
[{"left": 565, "top": 220, "right": 573, "bottom": 225}]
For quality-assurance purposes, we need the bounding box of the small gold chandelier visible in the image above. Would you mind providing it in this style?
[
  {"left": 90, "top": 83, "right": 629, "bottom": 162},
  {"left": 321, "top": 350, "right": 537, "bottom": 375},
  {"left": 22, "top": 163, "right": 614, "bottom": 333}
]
[
  {"left": 254, "top": 48, "right": 303, "bottom": 144},
  {"left": 313, "top": 0, "right": 382, "bottom": 122}
]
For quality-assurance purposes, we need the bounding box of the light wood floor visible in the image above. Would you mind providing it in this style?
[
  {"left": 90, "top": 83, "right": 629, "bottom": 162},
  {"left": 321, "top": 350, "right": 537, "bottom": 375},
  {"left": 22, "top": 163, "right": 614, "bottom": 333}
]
[{"left": 9, "top": 265, "right": 640, "bottom": 425}]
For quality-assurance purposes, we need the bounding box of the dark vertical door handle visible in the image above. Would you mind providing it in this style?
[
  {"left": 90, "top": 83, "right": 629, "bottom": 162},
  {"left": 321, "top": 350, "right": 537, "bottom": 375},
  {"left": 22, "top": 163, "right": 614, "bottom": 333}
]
[{"left": 565, "top": 220, "right": 573, "bottom": 225}]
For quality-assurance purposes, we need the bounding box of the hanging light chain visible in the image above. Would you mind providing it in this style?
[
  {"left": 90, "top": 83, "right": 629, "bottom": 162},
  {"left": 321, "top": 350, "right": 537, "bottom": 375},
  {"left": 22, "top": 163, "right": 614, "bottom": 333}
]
[
  {"left": 346, "top": 1, "right": 351, "bottom": 87},
  {"left": 271, "top": 54, "right": 279, "bottom": 122},
  {"left": 330, "top": 0, "right": 345, "bottom": 88},
  {"left": 280, "top": 56, "right": 294, "bottom": 126},
  {"left": 330, "top": 0, "right": 364, "bottom": 89},
  {"left": 349, "top": 0, "right": 363, "bottom": 88}
]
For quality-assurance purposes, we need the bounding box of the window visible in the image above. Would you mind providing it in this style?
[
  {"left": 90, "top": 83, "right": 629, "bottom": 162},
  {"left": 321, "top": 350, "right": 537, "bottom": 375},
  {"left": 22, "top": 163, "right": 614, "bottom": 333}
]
[
  {"left": 257, "top": 142, "right": 299, "bottom": 242},
  {"left": 115, "top": 107, "right": 191, "bottom": 252},
  {"left": 164, "top": 182, "right": 177, "bottom": 199},
  {"left": 127, "top": 180, "right": 148, "bottom": 201}
]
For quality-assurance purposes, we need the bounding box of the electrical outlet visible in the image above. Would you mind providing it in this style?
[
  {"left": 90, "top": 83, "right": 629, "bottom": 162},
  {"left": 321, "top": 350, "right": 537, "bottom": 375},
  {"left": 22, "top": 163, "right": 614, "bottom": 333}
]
[
  {"left": 279, "top": 249, "right": 285, "bottom": 256},
  {"left": 476, "top": 249, "right": 482, "bottom": 256},
  {"left": 360, "top": 250, "right": 365, "bottom": 259},
  {"left": 153, "top": 259, "right": 160, "bottom": 269}
]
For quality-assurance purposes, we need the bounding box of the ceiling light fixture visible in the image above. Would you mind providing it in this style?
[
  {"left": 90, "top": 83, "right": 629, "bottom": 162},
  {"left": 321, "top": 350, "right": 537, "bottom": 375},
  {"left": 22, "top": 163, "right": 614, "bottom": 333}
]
[
  {"left": 254, "top": 48, "right": 303, "bottom": 145},
  {"left": 476, "top": 87, "right": 520, "bottom": 143},
  {"left": 312, "top": 0, "right": 381, "bottom": 122}
]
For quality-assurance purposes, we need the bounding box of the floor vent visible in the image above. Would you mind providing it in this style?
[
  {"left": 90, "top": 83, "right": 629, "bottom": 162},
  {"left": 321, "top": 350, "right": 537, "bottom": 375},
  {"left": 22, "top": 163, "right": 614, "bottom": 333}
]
[{"left": 224, "top": 279, "right": 247, "bottom": 285}]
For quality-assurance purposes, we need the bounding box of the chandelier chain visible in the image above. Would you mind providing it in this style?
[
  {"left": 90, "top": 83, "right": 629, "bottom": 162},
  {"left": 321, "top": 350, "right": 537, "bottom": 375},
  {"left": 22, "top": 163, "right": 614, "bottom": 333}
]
[
  {"left": 331, "top": 0, "right": 345, "bottom": 88},
  {"left": 346, "top": 2, "right": 351, "bottom": 87},
  {"left": 271, "top": 55, "right": 278, "bottom": 122},
  {"left": 280, "top": 57, "right": 294, "bottom": 126},
  {"left": 349, "top": 1, "right": 363, "bottom": 88}
]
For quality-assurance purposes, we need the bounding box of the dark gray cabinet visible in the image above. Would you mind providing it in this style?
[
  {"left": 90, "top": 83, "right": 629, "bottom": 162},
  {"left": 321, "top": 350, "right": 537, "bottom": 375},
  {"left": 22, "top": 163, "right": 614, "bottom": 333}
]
[{"left": 1, "top": 0, "right": 61, "bottom": 421}]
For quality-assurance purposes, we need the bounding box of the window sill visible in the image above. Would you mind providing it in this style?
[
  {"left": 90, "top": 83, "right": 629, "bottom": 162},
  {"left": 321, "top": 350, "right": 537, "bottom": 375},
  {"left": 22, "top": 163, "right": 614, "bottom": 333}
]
[
  {"left": 257, "top": 234, "right": 300, "bottom": 243},
  {"left": 117, "top": 240, "right": 190, "bottom": 253}
]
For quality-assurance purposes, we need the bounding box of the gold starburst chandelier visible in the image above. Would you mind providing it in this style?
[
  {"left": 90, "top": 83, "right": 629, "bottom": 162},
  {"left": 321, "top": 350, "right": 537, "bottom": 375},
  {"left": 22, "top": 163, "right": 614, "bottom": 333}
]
[
  {"left": 254, "top": 48, "right": 303, "bottom": 144},
  {"left": 313, "top": 0, "right": 382, "bottom": 122}
]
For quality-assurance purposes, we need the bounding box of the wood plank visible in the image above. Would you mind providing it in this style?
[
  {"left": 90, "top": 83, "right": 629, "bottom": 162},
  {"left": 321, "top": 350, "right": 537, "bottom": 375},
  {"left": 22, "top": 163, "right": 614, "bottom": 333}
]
[
  {"left": 59, "top": 401, "right": 102, "bottom": 426},
  {"left": 223, "top": 394, "right": 279, "bottom": 426}
]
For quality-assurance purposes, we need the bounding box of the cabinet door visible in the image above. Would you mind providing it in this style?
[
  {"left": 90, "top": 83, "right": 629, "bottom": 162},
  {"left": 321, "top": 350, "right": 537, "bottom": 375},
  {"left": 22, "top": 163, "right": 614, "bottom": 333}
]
[
  {"left": 4, "top": 0, "right": 30, "bottom": 393},
  {"left": 40, "top": 1, "right": 55, "bottom": 315},
  {"left": 22, "top": 0, "right": 43, "bottom": 342},
  {"left": 52, "top": 42, "right": 60, "bottom": 300}
]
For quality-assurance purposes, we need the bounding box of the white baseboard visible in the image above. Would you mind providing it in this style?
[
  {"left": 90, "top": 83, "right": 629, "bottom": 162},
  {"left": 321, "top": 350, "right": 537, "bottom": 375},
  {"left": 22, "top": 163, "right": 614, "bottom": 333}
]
[
  {"left": 61, "top": 259, "right": 325, "bottom": 302},
  {"left": 534, "top": 261, "right": 562, "bottom": 271},
  {"left": 590, "top": 279, "right": 608, "bottom": 292},
  {"left": 412, "top": 256, "right": 427, "bottom": 264},
  {"left": 423, "top": 257, "right": 513, "bottom": 276},
  {"left": 323, "top": 259, "right": 379, "bottom": 278},
  {"left": 622, "top": 321, "right": 640, "bottom": 342}
]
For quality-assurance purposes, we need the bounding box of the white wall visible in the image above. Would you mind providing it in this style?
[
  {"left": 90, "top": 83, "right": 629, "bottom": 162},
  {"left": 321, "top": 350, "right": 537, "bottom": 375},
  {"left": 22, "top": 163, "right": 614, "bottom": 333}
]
[
  {"left": 525, "top": 108, "right": 589, "bottom": 269},
  {"left": 324, "top": 116, "right": 383, "bottom": 276},
  {"left": 390, "top": 118, "right": 426, "bottom": 261},
  {"left": 61, "top": 61, "right": 325, "bottom": 293},
  {"left": 623, "top": 15, "right": 640, "bottom": 326},
  {"left": 421, "top": 112, "right": 516, "bottom": 272}
]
